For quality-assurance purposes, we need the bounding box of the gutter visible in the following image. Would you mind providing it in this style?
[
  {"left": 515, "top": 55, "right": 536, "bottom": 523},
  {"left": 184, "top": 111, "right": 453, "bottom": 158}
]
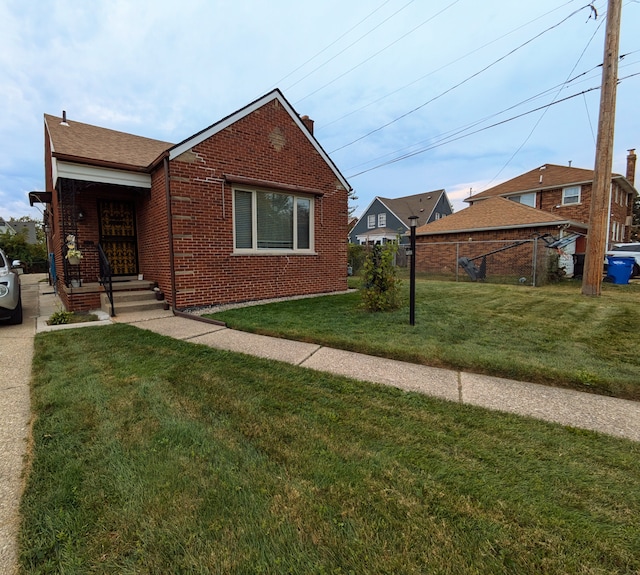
[
  {"left": 51, "top": 153, "right": 151, "bottom": 173},
  {"left": 416, "top": 220, "right": 588, "bottom": 236}
]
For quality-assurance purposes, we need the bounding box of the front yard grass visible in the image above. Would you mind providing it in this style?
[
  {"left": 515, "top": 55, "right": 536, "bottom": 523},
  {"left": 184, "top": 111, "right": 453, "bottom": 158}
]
[
  {"left": 205, "top": 279, "right": 640, "bottom": 401},
  {"left": 21, "top": 324, "right": 640, "bottom": 574}
]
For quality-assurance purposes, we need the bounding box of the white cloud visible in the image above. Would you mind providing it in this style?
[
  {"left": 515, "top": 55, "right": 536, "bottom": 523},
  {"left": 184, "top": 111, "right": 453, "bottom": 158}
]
[{"left": 1, "top": 0, "right": 639, "bottom": 222}]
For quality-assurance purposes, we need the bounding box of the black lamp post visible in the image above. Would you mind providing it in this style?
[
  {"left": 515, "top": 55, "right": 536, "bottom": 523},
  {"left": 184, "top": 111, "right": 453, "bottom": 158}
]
[{"left": 408, "top": 215, "right": 419, "bottom": 326}]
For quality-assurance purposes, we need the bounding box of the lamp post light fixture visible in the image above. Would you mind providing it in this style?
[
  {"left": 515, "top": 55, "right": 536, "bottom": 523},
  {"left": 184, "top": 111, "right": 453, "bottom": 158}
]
[{"left": 408, "top": 215, "right": 419, "bottom": 326}]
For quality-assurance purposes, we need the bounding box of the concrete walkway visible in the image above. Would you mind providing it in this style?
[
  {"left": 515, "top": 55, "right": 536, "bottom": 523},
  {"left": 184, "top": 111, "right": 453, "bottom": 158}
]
[
  {"left": 37, "top": 281, "right": 640, "bottom": 443},
  {"left": 0, "top": 274, "right": 41, "bottom": 575},
  {"left": 1, "top": 276, "right": 639, "bottom": 574}
]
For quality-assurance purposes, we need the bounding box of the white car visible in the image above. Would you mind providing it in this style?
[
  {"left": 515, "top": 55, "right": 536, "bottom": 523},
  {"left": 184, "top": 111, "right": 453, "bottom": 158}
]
[
  {"left": 0, "top": 248, "right": 22, "bottom": 324},
  {"left": 606, "top": 242, "right": 640, "bottom": 277}
]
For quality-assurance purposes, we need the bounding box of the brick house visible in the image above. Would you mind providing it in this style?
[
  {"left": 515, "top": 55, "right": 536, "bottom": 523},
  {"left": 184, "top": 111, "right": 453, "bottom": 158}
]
[
  {"left": 349, "top": 190, "right": 452, "bottom": 245},
  {"left": 414, "top": 154, "right": 638, "bottom": 281},
  {"left": 465, "top": 153, "right": 638, "bottom": 251},
  {"left": 34, "top": 90, "right": 351, "bottom": 313}
]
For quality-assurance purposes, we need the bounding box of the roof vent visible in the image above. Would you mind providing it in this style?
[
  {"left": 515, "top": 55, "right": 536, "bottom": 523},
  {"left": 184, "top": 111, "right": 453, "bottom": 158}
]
[{"left": 60, "top": 110, "right": 69, "bottom": 127}]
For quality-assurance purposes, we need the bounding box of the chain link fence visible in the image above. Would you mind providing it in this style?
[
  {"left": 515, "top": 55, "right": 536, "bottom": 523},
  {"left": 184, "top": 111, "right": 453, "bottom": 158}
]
[
  {"left": 408, "top": 238, "right": 562, "bottom": 286},
  {"left": 364, "top": 236, "right": 565, "bottom": 287},
  {"left": 350, "top": 238, "right": 565, "bottom": 286}
]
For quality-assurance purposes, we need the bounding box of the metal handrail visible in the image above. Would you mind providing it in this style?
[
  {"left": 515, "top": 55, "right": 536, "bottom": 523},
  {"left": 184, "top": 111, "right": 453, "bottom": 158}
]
[{"left": 97, "top": 244, "right": 115, "bottom": 316}]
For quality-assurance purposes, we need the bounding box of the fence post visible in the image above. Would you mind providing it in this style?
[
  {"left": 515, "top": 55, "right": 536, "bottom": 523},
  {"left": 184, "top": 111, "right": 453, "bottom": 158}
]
[{"left": 532, "top": 239, "right": 538, "bottom": 286}]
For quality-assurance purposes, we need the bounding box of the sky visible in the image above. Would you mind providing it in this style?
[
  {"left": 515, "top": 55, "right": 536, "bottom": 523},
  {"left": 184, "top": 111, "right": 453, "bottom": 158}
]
[{"left": 1, "top": 0, "right": 639, "bottom": 223}]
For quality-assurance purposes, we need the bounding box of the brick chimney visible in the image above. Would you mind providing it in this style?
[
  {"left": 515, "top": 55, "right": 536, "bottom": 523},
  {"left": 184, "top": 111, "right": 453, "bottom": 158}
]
[
  {"left": 300, "top": 115, "right": 314, "bottom": 135},
  {"left": 627, "top": 148, "right": 636, "bottom": 186}
]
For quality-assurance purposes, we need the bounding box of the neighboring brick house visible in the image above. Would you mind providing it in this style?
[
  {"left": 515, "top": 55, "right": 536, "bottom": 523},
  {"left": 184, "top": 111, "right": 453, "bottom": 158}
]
[
  {"left": 414, "top": 196, "right": 588, "bottom": 282},
  {"left": 349, "top": 190, "right": 452, "bottom": 245},
  {"left": 414, "top": 154, "right": 638, "bottom": 281},
  {"left": 34, "top": 89, "right": 351, "bottom": 312},
  {"left": 465, "top": 153, "right": 638, "bottom": 251}
]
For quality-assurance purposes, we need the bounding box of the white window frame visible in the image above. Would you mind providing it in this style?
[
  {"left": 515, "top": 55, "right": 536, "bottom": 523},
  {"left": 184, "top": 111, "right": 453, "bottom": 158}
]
[
  {"left": 233, "top": 187, "right": 314, "bottom": 253},
  {"left": 377, "top": 213, "right": 386, "bottom": 227},
  {"left": 562, "top": 186, "right": 581, "bottom": 205},
  {"left": 367, "top": 214, "right": 376, "bottom": 229}
]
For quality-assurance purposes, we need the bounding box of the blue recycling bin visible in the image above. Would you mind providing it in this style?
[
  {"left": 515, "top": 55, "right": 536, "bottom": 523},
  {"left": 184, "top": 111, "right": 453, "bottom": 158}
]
[{"left": 606, "top": 256, "right": 635, "bottom": 284}]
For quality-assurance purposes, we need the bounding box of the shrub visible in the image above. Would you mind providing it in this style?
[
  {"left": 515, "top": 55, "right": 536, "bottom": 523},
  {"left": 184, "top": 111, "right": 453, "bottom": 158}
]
[
  {"left": 348, "top": 243, "right": 369, "bottom": 275},
  {"left": 360, "top": 243, "right": 402, "bottom": 312},
  {"left": 48, "top": 309, "right": 74, "bottom": 325}
]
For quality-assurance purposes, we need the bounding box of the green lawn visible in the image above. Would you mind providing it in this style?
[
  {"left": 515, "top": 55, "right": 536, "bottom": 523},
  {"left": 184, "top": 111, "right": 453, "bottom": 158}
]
[
  {"left": 204, "top": 279, "right": 640, "bottom": 401},
  {"left": 21, "top": 324, "right": 640, "bottom": 574}
]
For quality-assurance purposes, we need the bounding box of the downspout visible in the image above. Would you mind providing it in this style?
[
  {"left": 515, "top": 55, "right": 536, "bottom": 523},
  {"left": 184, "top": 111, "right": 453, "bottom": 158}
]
[
  {"left": 164, "top": 156, "right": 177, "bottom": 311},
  {"left": 605, "top": 182, "right": 612, "bottom": 248}
]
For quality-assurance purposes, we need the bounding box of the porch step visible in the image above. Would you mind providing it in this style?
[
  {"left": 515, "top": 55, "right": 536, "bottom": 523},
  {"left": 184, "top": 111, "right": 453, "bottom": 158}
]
[
  {"left": 100, "top": 288, "right": 167, "bottom": 315},
  {"left": 109, "top": 279, "right": 155, "bottom": 291}
]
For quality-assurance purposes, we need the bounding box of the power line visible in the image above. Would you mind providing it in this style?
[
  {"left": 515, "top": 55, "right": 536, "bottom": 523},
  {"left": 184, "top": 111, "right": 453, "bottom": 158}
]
[
  {"left": 484, "top": 4, "right": 607, "bottom": 188},
  {"left": 319, "top": 0, "right": 581, "bottom": 131},
  {"left": 282, "top": 1, "right": 417, "bottom": 93},
  {"left": 294, "top": 0, "right": 463, "bottom": 105},
  {"left": 345, "top": 64, "right": 605, "bottom": 173},
  {"left": 264, "top": 0, "right": 395, "bottom": 93},
  {"left": 329, "top": 3, "right": 598, "bottom": 155},
  {"left": 346, "top": 77, "right": 639, "bottom": 179}
]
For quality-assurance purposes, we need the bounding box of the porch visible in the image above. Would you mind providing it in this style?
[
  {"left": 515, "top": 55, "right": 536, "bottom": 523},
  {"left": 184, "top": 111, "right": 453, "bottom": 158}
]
[{"left": 58, "top": 277, "right": 167, "bottom": 316}]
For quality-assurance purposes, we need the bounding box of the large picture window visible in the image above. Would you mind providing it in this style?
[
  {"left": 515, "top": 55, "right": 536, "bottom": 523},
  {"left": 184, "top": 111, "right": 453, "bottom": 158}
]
[{"left": 234, "top": 188, "right": 313, "bottom": 252}]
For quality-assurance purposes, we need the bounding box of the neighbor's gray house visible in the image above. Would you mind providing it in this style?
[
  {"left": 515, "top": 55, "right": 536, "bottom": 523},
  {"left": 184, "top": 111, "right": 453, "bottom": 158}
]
[
  {"left": 0, "top": 218, "right": 39, "bottom": 244},
  {"left": 349, "top": 190, "right": 452, "bottom": 245}
]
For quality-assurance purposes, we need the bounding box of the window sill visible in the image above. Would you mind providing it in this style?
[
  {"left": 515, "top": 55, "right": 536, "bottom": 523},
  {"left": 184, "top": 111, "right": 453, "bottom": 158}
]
[{"left": 232, "top": 250, "right": 318, "bottom": 256}]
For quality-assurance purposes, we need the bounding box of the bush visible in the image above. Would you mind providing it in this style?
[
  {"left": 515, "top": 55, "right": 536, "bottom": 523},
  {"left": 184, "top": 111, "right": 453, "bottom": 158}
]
[
  {"left": 48, "top": 310, "right": 74, "bottom": 325},
  {"left": 360, "top": 244, "right": 402, "bottom": 312},
  {"left": 546, "top": 252, "right": 567, "bottom": 284},
  {"left": 348, "top": 243, "right": 367, "bottom": 275}
]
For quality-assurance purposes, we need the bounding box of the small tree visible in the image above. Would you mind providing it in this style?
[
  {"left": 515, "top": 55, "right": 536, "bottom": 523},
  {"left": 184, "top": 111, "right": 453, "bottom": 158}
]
[{"left": 360, "top": 243, "right": 402, "bottom": 312}]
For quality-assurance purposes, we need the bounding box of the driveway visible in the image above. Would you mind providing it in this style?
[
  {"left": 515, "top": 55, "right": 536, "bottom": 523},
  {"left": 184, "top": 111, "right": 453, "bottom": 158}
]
[{"left": 0, "top": 273, "right": 43, "bottom": 575}]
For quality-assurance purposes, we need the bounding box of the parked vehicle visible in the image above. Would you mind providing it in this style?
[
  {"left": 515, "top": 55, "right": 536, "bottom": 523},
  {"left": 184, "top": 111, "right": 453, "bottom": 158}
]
[
  {"left": 606, "top": 242, "right": 640, "bottom": 277},
  {"left": 0, "top": 248, "right": 22, "bottom": 324}
]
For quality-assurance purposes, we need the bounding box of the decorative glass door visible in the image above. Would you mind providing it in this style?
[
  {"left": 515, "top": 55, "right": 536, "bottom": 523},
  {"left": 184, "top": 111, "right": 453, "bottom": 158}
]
[{"left": 99, "top": 200, "right": 138, "bottom": 276}]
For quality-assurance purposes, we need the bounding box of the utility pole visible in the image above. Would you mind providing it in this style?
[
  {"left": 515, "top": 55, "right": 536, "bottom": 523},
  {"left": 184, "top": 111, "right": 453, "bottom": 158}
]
[{"left": 582, "top": 0, "right": 622, "bottom": 296}]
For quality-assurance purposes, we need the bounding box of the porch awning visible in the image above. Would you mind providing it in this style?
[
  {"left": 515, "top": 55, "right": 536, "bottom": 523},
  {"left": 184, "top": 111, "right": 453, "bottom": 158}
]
[{"left": 29, "top": 191, "right": 52, "bottom": 206}]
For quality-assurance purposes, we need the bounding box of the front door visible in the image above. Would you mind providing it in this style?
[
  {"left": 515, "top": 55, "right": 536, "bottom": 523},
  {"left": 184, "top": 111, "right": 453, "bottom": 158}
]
[{"left": 99, "top": 200, "right": 138, "bottom": 276}]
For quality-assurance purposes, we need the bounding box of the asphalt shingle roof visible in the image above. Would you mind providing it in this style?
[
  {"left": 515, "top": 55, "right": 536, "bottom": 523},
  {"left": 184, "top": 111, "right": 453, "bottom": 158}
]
[
  {"left": 466, "top": 164, "right": 606, "bottom": 202},
  {"left": 377, "top": 190, "right": 447, "bottom": 228},
  {"left": 44, "top": 114, "right": 173, "bottom": 170},
  {"left": 416, "top": 196, "right": 586, "bottom": 235}
]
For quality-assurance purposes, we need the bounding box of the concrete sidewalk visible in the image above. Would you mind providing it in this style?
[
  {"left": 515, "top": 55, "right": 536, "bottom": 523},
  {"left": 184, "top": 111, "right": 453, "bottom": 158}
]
[
  {"left": 1, "top": 278, "right": 639, "bottom": 575},
  {"left": 104, "top": 310, "right": 640, "bottom": 443},
  {"left": 35, "top": 283, "right": 640, "bottom": 442}
]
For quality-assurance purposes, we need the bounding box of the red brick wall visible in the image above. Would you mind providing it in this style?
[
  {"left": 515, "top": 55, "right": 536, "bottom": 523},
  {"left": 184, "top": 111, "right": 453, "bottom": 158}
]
[
  {"left": 536, "top": 182, "right": 633, "bottom": 242},
  {"left": 159, "top": 98, "right": 348, "bottom": 309},
  {"left": 137, "top": 165, "right": 173, "bottom": 300},
  {"left": 609, "top": 183, "right": 635, "bottom": 242},
  {"left": 44, "top": 126, "right": 64, "bottom": 295},
  {"left": 415, "top": 226, "right": 569, "bottom": 283},
  {"left": 539, "top": 185, "right": 591, "bottom": 223}
]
